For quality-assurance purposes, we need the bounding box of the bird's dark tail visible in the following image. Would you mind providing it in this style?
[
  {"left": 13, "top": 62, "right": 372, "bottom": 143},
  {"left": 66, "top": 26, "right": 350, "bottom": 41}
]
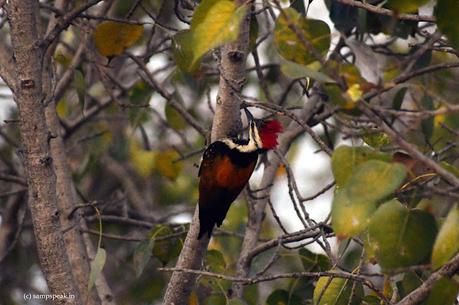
[
  {"left": 198, "top": 206, "right": 215, "bottom": 239},
  {"left": 197, "top": 220, "right": 214, "bottom": 239},
  {"left": 197, "top": 200, "right": 232, "bottom": 239},
  {"left": 197, "top": 226, "right": 213, "bottom": 240}
]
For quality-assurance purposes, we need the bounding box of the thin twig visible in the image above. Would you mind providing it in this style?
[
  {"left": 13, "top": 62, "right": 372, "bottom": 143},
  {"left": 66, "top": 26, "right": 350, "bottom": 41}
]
[{"left": 334, "top": 0, "right": 435, "bottom": 22}]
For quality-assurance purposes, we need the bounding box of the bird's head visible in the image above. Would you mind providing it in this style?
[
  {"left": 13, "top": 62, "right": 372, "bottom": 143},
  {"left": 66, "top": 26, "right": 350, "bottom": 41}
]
[{"left": 244, "top": 108, "right": 283, "bottom": 151}]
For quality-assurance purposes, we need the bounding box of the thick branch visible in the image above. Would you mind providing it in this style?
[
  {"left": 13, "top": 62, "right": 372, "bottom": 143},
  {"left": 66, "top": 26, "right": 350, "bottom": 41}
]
[
  {"left": 396, "top": 252, "right": 459, "bottom": 305},
  {"left": 162, "top": 3, "right": 252, "bottom": 305},
  {"left": 6, "top": 0, "right": 81, "bottom": 304}
]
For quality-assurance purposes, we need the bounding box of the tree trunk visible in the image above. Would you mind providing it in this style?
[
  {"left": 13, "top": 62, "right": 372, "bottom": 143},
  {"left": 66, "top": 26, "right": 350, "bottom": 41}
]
[
  {"left": 6, "top": 1, "right": 81, "bottom": 304},
  {"left": 162, "top": 3, "right": 252, "bottom": 305}
]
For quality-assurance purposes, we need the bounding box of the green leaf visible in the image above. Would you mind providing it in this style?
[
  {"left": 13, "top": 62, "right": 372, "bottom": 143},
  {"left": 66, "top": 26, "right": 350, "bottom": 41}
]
[
  {"left": 129, "top": 81, "right": 153, "bottom": 105},
  {"left": 227, "top": 299, "right": 246, "bottom": 305},
  {"left": 435, "top": 0, "right": 459, "bottom": 51},
  {"left": 431, "top": 206, "right": 459, "bottom": 269},
  {"left": 73, "top": 70, "right": 86, "bottom": 107},
  {"left": 274, "top": 8, "right": 330, "bottom": 65},
  {"left": 243, "top": 284, "right": 258, "bottom": 305},
  {"left": 280, "top": 60, "right": 334, "bottom": 83},
  {"left": 128, "top": 81, "right": 152, "bottom": 124},
  {"left": 332, "top": 160, "right": 406, "bottom": 238},
  {"left": 152, "top": 225, "right": 182, "bottom": 266},
  {"left": 345, "top": 160, "right": 407, "bottom": 204},
  {"left": 386, "top": 0, "right": 429, "bottom": 13},
  {"left": 173, "top": 30, "right": 195, "bottom": 72},
  {"left": 249, "top": 15, "right": 259, "bottom": 51},
  {"left": 173, "top": 0, "right": 248, "bottom": 71},
  {"left": 165, "top": 104, "right": 187, "bottom": 130},
  {"left": 133, "top": 237, "right": 155, "bottom": 278},
  {"left": 340, "top": 246, "right": 363, "bottom": 271},
  {"left": 266, "top": 289, "right": 302, "bottom": 305},
  {"left": 366, "top": 200, "right": 437, "bottom": 271},
  {"left": 441, "top": 161, "right": 459, "bottom": 178},
  {"left": 203, "top": 295, "right": 226, "bottom": 305},
  {"left": 93, "top": 21, "right": 144, "bottom": 57},
  {"left": 363, "top": 231, "right": 378, "bottom": 264},
  {"left": 362, "top": 132, "right": 391, "bottom": 148},
  {"left": 425, "top": 278, "right": 459, "bottom": 305},
  {"left": 206, "top": 249, "right": 226, "bottom": 273},
  {"left": 331, "top": 146, "right": 391, "bottom": 188},
  {"left": 332, "top": 189, "right": 378, "bottom": 238},
  {"left": 398, "top": 271, "right": 423, "bottom": 298},
  {"left": 299, "top": 248, "right": 331, "bottom": 272},
  {"left": 88, "top": 247, "right": 106, "bottom": 292},
  {"left": 313, "top": 276, "right": 363, "bottom": 305},
  {"left": 392, "top": 87, "right": 407, "bottom": 112},
  {"left": 362, "top": 295, "right": 381, "bottom": 305}
]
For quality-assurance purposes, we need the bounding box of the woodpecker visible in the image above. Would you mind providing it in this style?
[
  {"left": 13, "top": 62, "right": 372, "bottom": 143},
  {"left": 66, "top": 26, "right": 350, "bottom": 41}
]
[{"left": 197, "top": 109, "right": 283, "bottom": 239}]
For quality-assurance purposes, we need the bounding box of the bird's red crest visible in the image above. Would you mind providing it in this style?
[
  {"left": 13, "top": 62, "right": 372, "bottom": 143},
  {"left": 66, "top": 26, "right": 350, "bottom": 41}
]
[{"left": 259, "top": 120, "right": 283, "bottom": 149}]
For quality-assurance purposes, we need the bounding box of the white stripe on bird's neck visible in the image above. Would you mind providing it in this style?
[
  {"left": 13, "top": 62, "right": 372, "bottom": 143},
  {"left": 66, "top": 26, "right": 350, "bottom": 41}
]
[{"left": 221, "top": 122, "right": 262, "bottom": 153}]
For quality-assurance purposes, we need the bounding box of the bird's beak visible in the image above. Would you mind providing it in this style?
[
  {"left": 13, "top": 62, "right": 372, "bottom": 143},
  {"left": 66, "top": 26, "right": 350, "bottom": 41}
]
[{"left": 243, "top": 107, "right": 254, "bottom": 122}]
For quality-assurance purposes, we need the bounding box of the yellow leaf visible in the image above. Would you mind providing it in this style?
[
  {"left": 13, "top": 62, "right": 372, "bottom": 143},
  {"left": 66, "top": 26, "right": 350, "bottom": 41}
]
[
  {"left": 191, "top": 0, "right": 246, "bottom": 65},
  {"left": 342, "top": 83, "right": 363, "bottom": 109},
  {"left": 155, "top": 150, "right": 183, "bottom": 181},
  {"left": 188, "top": 291, "right": 199, "bottom": 305},
  {"left": 129, "top": 141, "right": 156, "bottom": 178},
  {"left": 56, "top": 98, "right": 69, "bottom": 118},
  {"left": 54, "top": 51, "right": 71, "bottom": 67},
  {"left": 434, "top": 110, "right": 446, "bottom": 127},
  {"left": 173, "top": 0, "right": 247, "bottom": 71},
  {"left": 93, "top": 21, "right": 144, "bottom": 57},
  {"left": 276, "top": 164, "right": 286, "bottom": 177}
]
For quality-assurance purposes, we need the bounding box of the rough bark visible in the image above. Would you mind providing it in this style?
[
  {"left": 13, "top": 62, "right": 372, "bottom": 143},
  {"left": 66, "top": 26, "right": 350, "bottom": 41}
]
[
  {"left": 6, "top": 1, "right": 81, "bottom": 304},
  {"left": 162, "top": 3, "right": 252, "bottom": 305}
]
